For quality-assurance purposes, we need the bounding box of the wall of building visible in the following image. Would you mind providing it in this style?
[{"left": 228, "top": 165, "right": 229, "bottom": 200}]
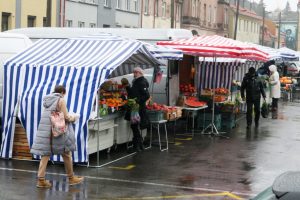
[
  {"left": 98, "top": 0, "right": 116, "bottom": 27},
  {"left": 21, "top": 0, "right": 57, "bottom": 27},
  {"left": 115, "top": 0, "right": 140, "bottom": 28},
  {"left": 65, "top": 0, "right": 97, "bottom": 27},
  {"left": 0, "top": 0, "right": 16, "bottom": 31}
]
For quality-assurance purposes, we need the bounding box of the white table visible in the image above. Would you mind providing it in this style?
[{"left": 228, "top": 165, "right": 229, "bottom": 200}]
[{"left": 182, "top": 105, "right": 208, "bottom": 137}]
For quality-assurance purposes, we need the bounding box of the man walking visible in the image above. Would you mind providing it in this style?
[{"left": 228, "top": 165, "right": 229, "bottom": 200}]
[{"left": 241, "top": 67, "right": 266, "bottom": 129}]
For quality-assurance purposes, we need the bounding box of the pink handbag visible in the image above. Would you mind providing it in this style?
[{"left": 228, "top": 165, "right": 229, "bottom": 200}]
[{"left": 50, "top": 99, "right": 66, "bottom": 137}]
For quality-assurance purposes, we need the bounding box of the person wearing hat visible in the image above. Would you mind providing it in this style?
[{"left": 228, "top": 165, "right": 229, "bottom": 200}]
[
  {"left": 241, "top": 67, "right": 266, "bottom": 129},
  {"left": 268, "top": 65, "right": 281, "bottom": 119},
  {"left": 123, "top": 67, "right": 150, "bottom": 152}
]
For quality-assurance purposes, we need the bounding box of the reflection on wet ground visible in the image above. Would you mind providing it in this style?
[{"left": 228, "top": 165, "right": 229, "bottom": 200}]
[{"left": 0, "top": 102, "right": 300, "bottom": 199}]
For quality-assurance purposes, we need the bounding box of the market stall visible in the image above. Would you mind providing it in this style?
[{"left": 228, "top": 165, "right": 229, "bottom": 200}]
[
  {"left": 157, "top": 35, "right": 270, "bottom": 135},
  {"left": 0, "top": 33, "right": 167, "bottom": 163}
]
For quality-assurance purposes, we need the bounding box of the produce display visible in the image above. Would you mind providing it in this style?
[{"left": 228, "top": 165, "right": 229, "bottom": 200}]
[
  {"left": 184, "top": 97, "right": 207, "bottom": 107},
  {"left": 180, "top": 84, "right": 197, "bottom": 94},
  {"left": 202, "top": 88, "right": 229, "bottom": 96},
  {"left": 280, "top": 77, "right": 292, "bottom": 84},
  {"left": 99, "top": 81, "right": 128, "bottom": 116},
  {"left": 146, "top": 102, "right": 182, "bottom": 120}
]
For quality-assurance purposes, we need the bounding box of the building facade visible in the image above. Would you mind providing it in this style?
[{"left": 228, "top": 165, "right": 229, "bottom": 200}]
[
  {"left": 65, "top": 0, "right": 98, "bottom": 28},
  {"left": 141, "top": 0, "right": 182, "bottom": 29},
  {"left": 98, "top": 0, "right": 116, "bottom": 27},
  {"left": 228, "top": 5, "right": 261, "bottom": 44},
  {"left": 115, "top": 0, "right": 140, "bottom": 28},
  {"left": 181, "top": 0, "right": 229, "bottom": 36},
  {"left": 0, "top": 0, "right": 57, "bottom": 32}
]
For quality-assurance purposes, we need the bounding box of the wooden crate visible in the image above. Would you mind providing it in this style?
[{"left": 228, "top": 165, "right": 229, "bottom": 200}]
[{"left": 13, "top": 124, "right": 32, "bottom": 160}]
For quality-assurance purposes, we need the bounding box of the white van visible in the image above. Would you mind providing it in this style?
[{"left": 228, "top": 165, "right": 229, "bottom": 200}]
[
  {"left": 0, "top": 33, "right": 33, "bottom": 121},
  {"left": 5, "top": 28, "right": 192, "bottom": 105}
]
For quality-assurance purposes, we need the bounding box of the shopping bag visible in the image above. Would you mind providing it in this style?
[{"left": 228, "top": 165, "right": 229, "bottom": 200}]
[
  {"left": 130, "top": 111, "right": 141, "bottom": 124},
  {"left": 261, "top": 101, "right": 269, "bottom": 118},
  {"left": 50, "top": 99, "right": 66, "bottom": 137}
]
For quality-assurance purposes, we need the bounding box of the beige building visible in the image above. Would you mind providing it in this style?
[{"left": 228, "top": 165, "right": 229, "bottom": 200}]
[
  {"left": 181, "top": 0, "right": 229, "bottom": 36},
  {"left": 0, "top": 0, "right": 57, "bottom": 32},
  {"left": 141, "top": 0, "right": 182, "bottom": 28},
  {"left": 228, "top": 5, "right": 262, "bottom": 44}
]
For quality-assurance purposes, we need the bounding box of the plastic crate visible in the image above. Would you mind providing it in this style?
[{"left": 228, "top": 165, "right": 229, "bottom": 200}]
[{"left": 146, "top": 110, "right": 164, "bottom": 122}]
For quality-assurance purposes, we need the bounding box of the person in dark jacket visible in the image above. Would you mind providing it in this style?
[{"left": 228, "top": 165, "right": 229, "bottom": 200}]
[
  {"left": 241, "top": 67, "right": 266, "bottom": 129},
  {"left": 124, "top": 67, "right": 150, "bottom": 152}
]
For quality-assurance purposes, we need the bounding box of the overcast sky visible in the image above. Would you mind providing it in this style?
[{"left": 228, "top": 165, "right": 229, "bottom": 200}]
[{"left": 254, "top": 0, "right": 298, "bottom": 11}]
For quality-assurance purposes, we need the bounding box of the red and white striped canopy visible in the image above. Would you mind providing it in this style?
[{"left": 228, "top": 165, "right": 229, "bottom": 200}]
[{"left": 157, "top": 35, "right": 269, "bottom": 61}]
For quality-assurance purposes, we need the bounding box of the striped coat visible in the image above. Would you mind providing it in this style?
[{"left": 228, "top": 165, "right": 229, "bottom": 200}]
[{"left": 30, "top": 93, "right": 76, "bottom": 156}]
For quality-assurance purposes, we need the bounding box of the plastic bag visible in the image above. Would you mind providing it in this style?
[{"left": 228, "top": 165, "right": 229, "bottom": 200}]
[
  {"left": 130, "top": 111, "right": 141, "bottom": 124},
  {"left": 261, "top": 101, "right": 269, "bottom": 118}
]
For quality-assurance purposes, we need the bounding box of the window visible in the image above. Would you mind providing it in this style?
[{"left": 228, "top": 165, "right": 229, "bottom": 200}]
[
  {"left": 204, "top": 4, "right": 206, "bottom": 22},
  {"left": 43, "top": 17, "right": 47, "bottom": 27},
  {"left": 224, "top": 8, "right": 228, "bottom": 25},
  {"left": 192, "top": 0, "right": 196, "bottom": 17},
  {"left": 116, "top": 0, "right": 121, "bottom": 9},
  {"left": 90, "top": 23, "right": 96, "bottom": 28},
  {"left": 125, "top": 0, "right": 130, "bottom": 10},
  {"left": 144, "top": 0, "right": 149, "bottom": 14},
  {"left": 155, "top": 0, "right": 158, "bottom": 16},
  {"left": 162, "top": 1, "right": 166, "bottom": 17},
  {"left": 78, "top": 21, "right": 85, "bottom": 27},
  {"left": 2, "top": 12, "right": 11, "bottom": 31},
  {"left": 65, "top": 20, "right": 73, "bottom": 27},
  {"left": 208, "top": 5, "right": 211, "bottom": 22},
  {"left": 103, "top": 24, "right": 110, "bottom": 28},
  {"left": 214, "top": 7, "right": 216, "bottom": 23},
  {"left": 104, "top": 0, "right": 108, "bottom": 6},
  {"left": 27, "top": 15, "right": 36, "bottom": 27},
  {"left": 134, "top": 0, "right": 138, "bottom": 12},
  {"left": 176, "top": 3, "right": 181, "bottom": 22}
]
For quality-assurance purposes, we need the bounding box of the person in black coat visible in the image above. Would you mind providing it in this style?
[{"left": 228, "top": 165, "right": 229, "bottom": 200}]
[
  {"left": 124, "top": 67, "right": 150, "bottom": 152},
  {"left": 241, "top": 67, "right": 266, "bottom": 129}
]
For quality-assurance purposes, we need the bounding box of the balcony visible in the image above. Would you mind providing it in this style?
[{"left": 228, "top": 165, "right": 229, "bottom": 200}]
[{"left": 182, "top": 16, "right": 200, "bottom": 26}]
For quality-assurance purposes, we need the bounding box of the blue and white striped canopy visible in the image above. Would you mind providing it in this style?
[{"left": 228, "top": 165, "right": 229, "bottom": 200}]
[{"left": 1, "top": 34, "right": 163, "bottom": 162}]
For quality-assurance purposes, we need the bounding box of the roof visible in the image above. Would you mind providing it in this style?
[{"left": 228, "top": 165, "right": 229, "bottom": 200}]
[{"left": 5, "top": 28, "right": 193, "bottom": 42}]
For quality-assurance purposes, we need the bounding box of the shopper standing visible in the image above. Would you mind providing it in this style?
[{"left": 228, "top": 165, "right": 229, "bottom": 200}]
[
  {"left": 124, "top": 67, "right": 150, "bottom": 152},
  {"left": 241, "top": 67, "right": 266, "bottom": 129},
  {"left": 31, "top": 85, "right": 83, "bottom": 188},
  {"left": 268, "top": 65, "right": 281, "bottom": 119}
]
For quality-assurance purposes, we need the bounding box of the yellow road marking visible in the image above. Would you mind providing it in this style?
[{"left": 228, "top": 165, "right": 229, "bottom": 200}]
[
  {"left": 175, "top": 137, "right": 192, "bottom": 141},
  {"left": 116, "top": 191, "right": 244, "bottom": 199},
  {"left": 109, "top": 164, "right": 135, "bottom": 170},
  {"left": 174, "top": 142, "right": 182, "bottom": 146}
]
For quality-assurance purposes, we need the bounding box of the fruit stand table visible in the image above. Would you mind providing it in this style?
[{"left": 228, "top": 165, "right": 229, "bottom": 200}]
[{"left": 182, "top": 105, "right": 208, "bottom": 137}]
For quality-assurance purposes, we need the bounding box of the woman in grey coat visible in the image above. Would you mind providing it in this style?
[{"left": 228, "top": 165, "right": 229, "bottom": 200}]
[{"left": 31, "top": 85, "right": 84, "bottom": 188}]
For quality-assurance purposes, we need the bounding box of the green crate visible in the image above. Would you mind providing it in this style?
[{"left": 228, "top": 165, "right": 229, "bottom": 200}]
[{"left": 146, "top": 110, "right": 164, "bottom": 122}]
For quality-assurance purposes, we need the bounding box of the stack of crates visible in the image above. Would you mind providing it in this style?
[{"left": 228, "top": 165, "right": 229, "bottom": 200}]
[
  {"left": 221, "top": 112, "right": 236, "bottom": 129},
  {"left": 196, "top": 113, "right": 221, "bottom": 130}
]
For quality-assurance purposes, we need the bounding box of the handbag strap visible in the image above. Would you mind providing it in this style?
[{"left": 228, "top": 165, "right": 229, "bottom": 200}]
[{"left": 55, "top": 98, "right": 61, "bottom": 112}]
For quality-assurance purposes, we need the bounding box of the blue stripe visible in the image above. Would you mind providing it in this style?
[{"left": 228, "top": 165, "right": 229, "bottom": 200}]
[
  {"left": 4, "top": 64, "right": 17, "bottom": 158},
  {"left": 20, "top": 65, "right": 30, "bottom": 129}
]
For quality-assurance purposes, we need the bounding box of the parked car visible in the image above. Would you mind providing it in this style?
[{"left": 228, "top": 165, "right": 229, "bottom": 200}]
[{"left": 251, "top": 171, "right": 300, "bottom": 199}]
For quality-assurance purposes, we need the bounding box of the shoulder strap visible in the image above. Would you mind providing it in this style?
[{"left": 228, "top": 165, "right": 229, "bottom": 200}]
[{"left": 55, "top": 98, "right": 61, "bottom": 111}]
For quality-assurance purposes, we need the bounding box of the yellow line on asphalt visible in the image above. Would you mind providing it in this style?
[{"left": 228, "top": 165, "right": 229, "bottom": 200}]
[
  {"left": 175, "top": 137, "right": 192, "bottom": 141},
  {"left": 109, "top": 164, "right": 135, "bottom": 170},
  {"left": 174, "top": 142, "right": 182, "bottom": 146},
  {"left": 115, "top": 192, "right": 244, "bottom": 199}
]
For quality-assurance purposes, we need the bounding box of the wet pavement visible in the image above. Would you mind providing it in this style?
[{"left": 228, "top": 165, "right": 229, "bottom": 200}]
[{"left": 1, "top": 101, "right": 300, "bottom": 199}]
